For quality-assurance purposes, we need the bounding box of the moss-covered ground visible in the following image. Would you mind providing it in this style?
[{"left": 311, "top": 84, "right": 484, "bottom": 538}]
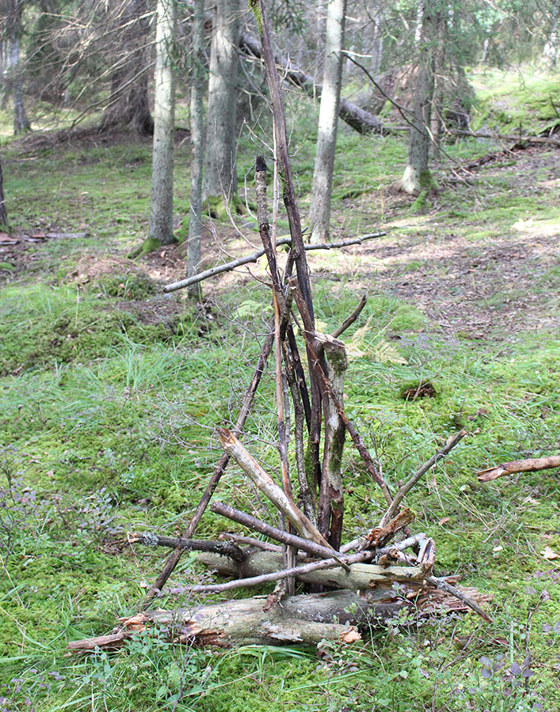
[{"left": 1, "top": 68, "right": 560, "bottom": 711}]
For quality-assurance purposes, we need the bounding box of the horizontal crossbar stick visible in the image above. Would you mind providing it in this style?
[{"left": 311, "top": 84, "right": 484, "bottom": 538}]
[{"left": 163, "top": 232, "right": 386, "bottom": 293}]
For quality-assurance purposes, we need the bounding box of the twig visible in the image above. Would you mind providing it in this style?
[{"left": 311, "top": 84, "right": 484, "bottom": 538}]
[
  {"left": 426, "top": 576, "right": 493, "bottom": 623},
  {"left": 477, "top": 455, "right": 560, "bottom": 482},
  {"left": 218, "top": 428, "right": 329, "bottom": 546},
  {"left": 143, "top": 331, "right": 274, "bottom": 607},
  {"left": 342, "top": 51, "right": 461, "bottom": 167},
  {"left": 181, "top": 550, "right": 377, "bottom": 594},
  {"left": 332, "top": 293, "right": 368, "bottom": 338},
  {"left": 163, "top": 233, "right": 385, "bottom": 293},
  {"left": 129, "top": 532, "right": 246, "bottom": 562},
  {"left": 219, "top": 533, "right": 282, "bottom": 552},
  {"left": 210, "top": 501, "right": 337, "bottom": 560},
  {"left": 380, "top": 430, "right": 467, "bottom": 526}
]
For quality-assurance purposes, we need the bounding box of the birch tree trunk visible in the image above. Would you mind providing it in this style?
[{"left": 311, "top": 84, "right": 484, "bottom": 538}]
[
  {"left": 543, "top": 0, "right": 560, "bottom": 69},
  {"left": 204, "top": 0, "right": 240, "bottom": 204},
  {"left": 401, "top": 0, "right": 436, "bottom": 195},
  {"left": 100, "top": 0, "right": 154, "bottom": 136},
  {"left": 187, "top": 0, "right": 205, "bottom": 298},
  {"left": 309, "top": 0, "right": 347, "bottom": 243},
  {"left": 147, "top": 0, "right": 177, "bottom": 246}
]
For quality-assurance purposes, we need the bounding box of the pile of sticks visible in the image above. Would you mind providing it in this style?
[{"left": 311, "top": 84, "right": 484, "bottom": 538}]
[{"left": 67, "top": 0, "right": 491, "bottom": 653}]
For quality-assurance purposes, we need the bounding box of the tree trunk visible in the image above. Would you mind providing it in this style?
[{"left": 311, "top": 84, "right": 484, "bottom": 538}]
[
  {"left": 368, "top": 6, "right": 384, "bottom": 78},
  {"left": 204, "top": 0, "right": 240, "bottom": 203},
  {"left": 239, "top": 32, "right": 389, "bottom": 135},
  {"left": 187, "top": 0, "right": 206, "bottom": 298},
  {"left": 401, "top": 0, "right": 436, "bottom": 195},
  {"left": 543, "top": 0, "right": 560, "bottom": 69},
  {"left": 0, "top": 152, "right": 8, "bottom": 227},
  {"left": 309, "top": 0, "right": 347, "bottom": 243},
  {"left": 100, "top": 0, "right": 154, "bottom": 136},
  {"left": 6, "top": 0, "right": 30, "bottom": 135},
  {"left": 429, "top": 9, "right": 447, "bottom": 160},
  {"left": 147, "top": 0, "right": 177, "bottom": 246}
]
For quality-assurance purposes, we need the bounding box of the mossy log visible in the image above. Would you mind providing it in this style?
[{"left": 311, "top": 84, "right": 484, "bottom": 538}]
[{"left": 67, "top": 582, "right": 492, "bottom": 651}]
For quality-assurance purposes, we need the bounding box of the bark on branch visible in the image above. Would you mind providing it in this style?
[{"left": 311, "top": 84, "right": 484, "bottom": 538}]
[
  {"left": 380, "top": 430, "right": 467, "bottom": 526},
  {"left": 477, "top": 455, "right": 560, "bottom": 482},
  {"left": 218, "top": 428, "right": 329, "bottom": 547},
  {"left": 210, "top": 501, "right": 337, "bottom": 559},
  {"left": 196, "top": 549, "right": 430, "bottom": 591},
  {"left": 163, "top": 232, "right": 385, "bottom": 293},
  {"left": 129, "top": 532, "right": 246, "bottom": 562}
]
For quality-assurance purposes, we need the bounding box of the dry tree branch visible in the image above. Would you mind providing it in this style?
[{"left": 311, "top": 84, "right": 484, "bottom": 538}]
[
  {"left": 210, "top": 501, "right": 337, "bottom": 559},
  {"left": 477, "top": 455, "right": 560, "bottom": 482},
  {"left": 163, "top": 233, "right": 385, "bottom": 293},
  {"left": 380, "top": 430, "right": 467, "bottom": 526}
]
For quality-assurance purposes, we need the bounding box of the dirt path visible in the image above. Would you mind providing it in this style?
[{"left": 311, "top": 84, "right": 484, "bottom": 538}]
[{"left": 358, "top": 148, "right": 560, "bottom": 339}]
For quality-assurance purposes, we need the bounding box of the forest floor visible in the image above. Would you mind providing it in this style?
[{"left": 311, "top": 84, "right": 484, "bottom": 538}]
[{"left": 1, "top": 81, "right": 560, "bottom": 711}]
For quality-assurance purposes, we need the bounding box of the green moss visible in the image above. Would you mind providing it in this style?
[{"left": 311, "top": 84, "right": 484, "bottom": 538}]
[
  {"left": 203, "top": 193, "right": 245, "bottom": 221},
  {"left": 128, "top": 235, "right": 177, "bottom": 259},
  {"left": 96, "top": 272, "right": 156, "bottom": 299},
  {"left": 0, "top": 283, "right": 181, "bottom": 374}
]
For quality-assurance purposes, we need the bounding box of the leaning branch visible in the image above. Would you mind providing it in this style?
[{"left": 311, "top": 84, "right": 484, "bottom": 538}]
[
  {"left": 218, "top": 428, "right": 329, "bottom": 547},
  {"left": 210, "top": 501, "right": 336, "bottom": 559},
  {"left": 332, "top": 293, "right": 368, "bottom": 339},
  {"left": 477, "top": 455, "right": 560, "bottom": 482},
  {"left": 239, "top": 33, "right": 397, "bottom": 135},
  {"left": 426, "top": 576, "right": 493, "bottom": 623},
  {"left": 380, "top": 430, "right": 467, "bottom": 526},
  {"left": 163, "top": 232, "right": 386, "bottom": 293},
  {"left": 143, "top": 330, "right": 275, "bottom": 607}
]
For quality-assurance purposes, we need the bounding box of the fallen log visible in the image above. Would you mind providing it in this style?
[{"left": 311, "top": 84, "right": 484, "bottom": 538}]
[
  {"left": 449, "top": 128, "right": 560, "bottom": 147},
  {"left": 195, "top": 549, "right": 430, "bottom": 591},
  {"left": 69, "top": 598, "right": 360, "bottom": 649},
  {"left": 477, "top": 455, "right": 560, "bottom": 482},
  {"left": 67, "top": 583, "right": 493, "bottom": 651},
  {"left": 239, "top": 33, "right": 396, "bottom": 136}
]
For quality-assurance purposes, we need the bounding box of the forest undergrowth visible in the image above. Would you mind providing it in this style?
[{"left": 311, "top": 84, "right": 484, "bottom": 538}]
[{"left": 1, "top": 69, "right": 560, "bottom": 711}]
